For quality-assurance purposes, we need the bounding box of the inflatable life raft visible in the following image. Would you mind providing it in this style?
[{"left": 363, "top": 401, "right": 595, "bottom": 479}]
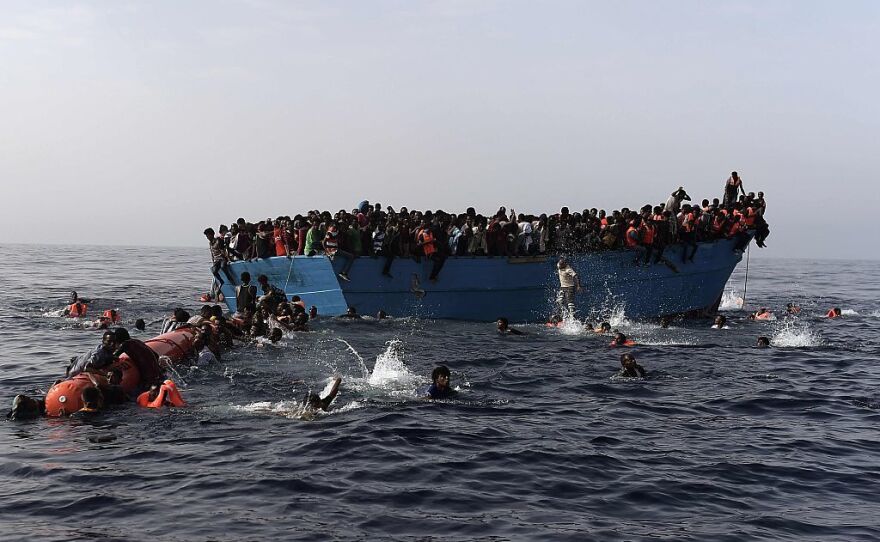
[{"left": 44, "top": 327, "right": 199, "bottom": 417}]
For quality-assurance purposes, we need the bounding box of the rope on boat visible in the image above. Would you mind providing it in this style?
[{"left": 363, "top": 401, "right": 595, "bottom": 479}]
[
  {"left": 742, "top": 244, "right": 751, "bottom": 310},
  {"left": 283, "top": 255, "right": 295, "bottom": 294}
]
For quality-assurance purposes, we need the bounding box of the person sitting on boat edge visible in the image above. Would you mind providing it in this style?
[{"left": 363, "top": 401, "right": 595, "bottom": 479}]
[
  {"left": 618, "top": 353, "right": 647, "bottom": 378},
  {"left": 497, "top": 317, "right": 525, "bottom": 335},
  {"left": 424, "top": 366, "right": 457, "bottom": 400}
]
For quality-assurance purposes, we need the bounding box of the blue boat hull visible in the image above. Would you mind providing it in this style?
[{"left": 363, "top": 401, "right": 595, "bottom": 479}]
[{"left": 217, "top": 239, "right": 746, "bottom": 322}]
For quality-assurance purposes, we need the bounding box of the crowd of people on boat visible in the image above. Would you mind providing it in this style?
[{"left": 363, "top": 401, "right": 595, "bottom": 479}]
[{"left": 203, "top": 173, "right": 770, "bottom": 287}]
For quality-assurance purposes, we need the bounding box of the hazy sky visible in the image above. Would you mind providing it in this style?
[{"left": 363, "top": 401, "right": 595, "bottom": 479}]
[{"left": 1, "top": 1, "right": 878, "bottom": 258}]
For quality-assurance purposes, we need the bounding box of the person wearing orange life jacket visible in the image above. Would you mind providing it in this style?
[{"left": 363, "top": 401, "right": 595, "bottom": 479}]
[
  {"left": 417, "top": 218, "right": 447, "bottom": 281},
  {"left": 624, "top": 219, "right": 641, "bottom": 249},
  {"left": 678, "top": 205, "right": 698, "bottom": 263},
  {"left": 273, "top": 219, "right": 289, "bottom": 257},
  {"left": 639, "top": 217, "right": 657, "bottom": 265},
  {"left": 723, "top": 171, "right": 745, "bottom": 207},
  {"left": 323, "top": 222, "right": 355, "bottom": 281},
  {"left": 610, "top": 332, "right": 636, "bottom": 347},
  {"left": 64, "top": 291, "right": 90, "bottom": 317},
  {"left": 826, "top": 307, "right": 842, "bottom": 319},
  {"left": 137, "top": 380, "right": 186, "bottom": 408}
]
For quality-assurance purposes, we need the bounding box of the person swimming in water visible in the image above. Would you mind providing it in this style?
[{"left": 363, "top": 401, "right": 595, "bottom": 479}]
[
  {"left": 756, "top": 336, "right": 771, "bottom": 348},
  {"left": 595, "top": 322, "right": 612, "bottom": 334},
  {"left": 424, "top": 366, "right": 457, "bottom": 400},
  {"left": 786, "top": 303, "right": 802, "bottom": 315},
  {"left": 303, "top": 377, "right": 342, "bottom": 412},
  {"left": 618, "top": 353, "right": 647, "bottom": 378},
  {"left": 497, "top": 317, "right": 524, "bottom": 335},
  {"left": 610, "top": 332, "right": 634, "bottom": 347},
  {"left": 339, "top": 306, "right": 362, "bottom": 319},
  {"left": 711, "top": 315, "right": 727, "bottom": 329},
  {"left": 826, "top": 307, "right": 843, "bottom": 319},
  {"left": 750, "top": 308, "right": 773, "bottom": 320}
]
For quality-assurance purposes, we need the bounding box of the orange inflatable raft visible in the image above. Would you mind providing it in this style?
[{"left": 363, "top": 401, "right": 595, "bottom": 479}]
[{"left": 44, "top": 327, "right": 199, "bottom": 417}]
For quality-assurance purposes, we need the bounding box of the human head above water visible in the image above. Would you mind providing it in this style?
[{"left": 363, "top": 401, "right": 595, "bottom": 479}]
[
  {"left": 620, "top": 352, "right": 637, "bottom": 368},
  {"left": 431, "top": 365, "right": 451, "bottom": 387},
  {"left": 756, "top": 336, "right": 771, "bottom": 347},
  {"left": 496, "top": 317, "right": 509, "bottom": 330}
]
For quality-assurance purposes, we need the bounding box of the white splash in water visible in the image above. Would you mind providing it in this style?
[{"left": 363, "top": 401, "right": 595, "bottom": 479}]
[
  {"left": 368, "top": 340, "right": 421, "bottom": 389},
  {"left": 608, "top": 305, "right": 628, "bottom": 328},
  {"left": 557, "top": 314, "right": 587, "bottom": 335},
  {"left": 719, "top": 291, "right": 744, "bottom": 311},
  {"left": 841, "top": 309, "right": 859, "bottom": 316},
  {"left": 771, "top": 320, "right": 823, "bottom": 348},
  {"left": 870, "top": 310, "right": 880, "bottom": 318}
]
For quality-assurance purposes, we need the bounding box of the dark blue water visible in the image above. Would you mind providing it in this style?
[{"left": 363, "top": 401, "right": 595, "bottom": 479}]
[{"left": 1, "top": 244, "right": 879, "bottom": 541}]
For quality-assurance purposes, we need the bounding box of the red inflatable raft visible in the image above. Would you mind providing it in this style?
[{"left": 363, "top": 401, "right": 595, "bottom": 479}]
[{"left": 44, "top": 327, "right": 199, "bottom": 417}]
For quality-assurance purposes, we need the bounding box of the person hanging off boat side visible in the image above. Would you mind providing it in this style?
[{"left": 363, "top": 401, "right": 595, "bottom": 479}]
[{"left": 556, "top": 258, "right": 582, "bottom": 318}]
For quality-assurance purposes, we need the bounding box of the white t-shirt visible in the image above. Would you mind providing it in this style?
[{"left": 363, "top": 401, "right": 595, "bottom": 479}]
[{"left": 558, "top": 267, "right": 578, "bottom": 288}]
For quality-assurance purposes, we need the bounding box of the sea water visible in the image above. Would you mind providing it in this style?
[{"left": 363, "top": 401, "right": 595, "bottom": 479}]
[{"left": 1, "top": 244, "right": 879, "bottom": 541}]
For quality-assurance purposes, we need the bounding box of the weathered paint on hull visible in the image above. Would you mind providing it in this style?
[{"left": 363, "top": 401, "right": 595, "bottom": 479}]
[{"left": 218, "top": 238, "right": 745, "bottom": 322}]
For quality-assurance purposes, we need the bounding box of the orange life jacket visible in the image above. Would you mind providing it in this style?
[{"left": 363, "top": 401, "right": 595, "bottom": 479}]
[
  {"left": 610, "top": 339, "right": 636, "bottom": 347},
  {"left": 419, "top": 229, "right": 437, "bottom": 256},
  {"left": 137, "top": 380, "right": 186, "bottom": 408},
  {"left": 640, "top": 223, "right": 655, "bottom": 245},
  {"left": 102, "top": 309, "right": 121, "bottom": 323},
  {"left": 625, "top": 226, "right": 640, "bottom": 248},
  {"left": 680, "top": 212, "right": 695, "bottom": 233},
  {"left": 68, "top": 302, "right": 88, "bottom": 317},
  {"left": 826, "top": 309, "right": 839, "bottom": 319},
  {"left": 742, "top": 207, "right": 756, "bottom": 227},
  {"left": 755, "top": 311, "right": 773, "bottom": 320},
  {"left": 727, "top": 220, "right": 742, "bottom": 237}
]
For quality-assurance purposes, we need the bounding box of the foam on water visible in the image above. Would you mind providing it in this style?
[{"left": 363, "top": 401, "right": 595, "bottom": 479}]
[
  {"left": 771, "top": 319, "right": 824, "bottom": 348},
  {"left": 841, "top": 309, "right": 859, "bottom": 316}
]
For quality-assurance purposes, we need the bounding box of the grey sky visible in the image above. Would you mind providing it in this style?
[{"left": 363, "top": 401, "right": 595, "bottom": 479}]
[{"left": 1, "top": 1, "right": 878, "bottom": 258}]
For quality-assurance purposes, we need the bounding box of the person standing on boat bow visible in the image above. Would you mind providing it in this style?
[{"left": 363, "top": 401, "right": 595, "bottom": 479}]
[{"left": 556, "top": 258, "right": 582, "bottom": 318}]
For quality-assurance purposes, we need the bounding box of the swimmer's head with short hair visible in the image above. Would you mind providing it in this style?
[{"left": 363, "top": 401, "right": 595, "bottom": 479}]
[
  {"left": 756, "top": 336, "right": 771, "bottom": 348},
  {"left": 496, "top": 317, "right": 509, "bottom": 331}
]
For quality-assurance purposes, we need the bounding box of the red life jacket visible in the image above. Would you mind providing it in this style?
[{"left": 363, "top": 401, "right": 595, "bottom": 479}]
[
  {"left": 610, "top": 339, "right": 636, "bottom": 347},
  {"left": 419, "top": 229, "right": 437, "bottom": 256},
  {"left": 625, "top": 226, "right": 640, "bottom": 248},
  {"left": 727, "top": 220, "right": 742, "bottom": 237},
  {"left": 742, "top": 207, "right": 756, "bottom": 227}
]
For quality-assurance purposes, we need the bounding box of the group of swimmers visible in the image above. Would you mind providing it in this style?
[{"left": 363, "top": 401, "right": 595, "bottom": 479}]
[{"left": 204, "top": 173, "right": 768, "bottom": 290}]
